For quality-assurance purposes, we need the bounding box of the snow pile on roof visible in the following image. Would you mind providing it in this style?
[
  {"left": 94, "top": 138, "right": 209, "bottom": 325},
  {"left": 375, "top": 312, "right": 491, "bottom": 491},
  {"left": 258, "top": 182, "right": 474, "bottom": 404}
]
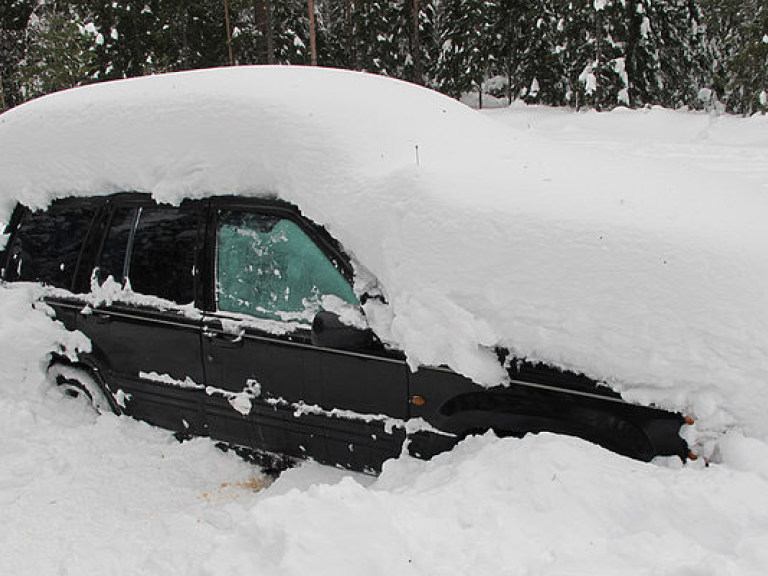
[
  {"left": 3, "top": 101, "right": 768, "bottom": 576},
  {"left": 2, "top": 67, "right": 768, "bottom": 444}
]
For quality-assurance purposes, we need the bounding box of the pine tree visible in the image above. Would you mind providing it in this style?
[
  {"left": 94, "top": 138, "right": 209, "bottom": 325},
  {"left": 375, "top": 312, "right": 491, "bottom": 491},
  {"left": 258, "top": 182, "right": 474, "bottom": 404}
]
[
  {"left": 351, "top": 1, "right": 409, "bottom": 77},
  {"left": 18, "top": 2, "right": 98, "bottom": 99},
  {"left": 559, "top": 0, "right": 627, "bottom": 110},
  {"left": 0, "top": 0, "right": 35, "bottom": 110},
  {"left": 704, "top": 0, "right": 768, "bottom": 114},
  {"left": 491, "top": 0, "right": 567, "bottom": 105},
  {"left": 271, "top": 0, "right": 311, "bottom": 64},
  {"left": 620, "top": 0, "right": 707, "bottom": 108},
  {"left": 728, "top": 1, "right": 768, "bottom": 113},
  {"left": 436, "top": 0, "right": 496, "bottom": 105}
]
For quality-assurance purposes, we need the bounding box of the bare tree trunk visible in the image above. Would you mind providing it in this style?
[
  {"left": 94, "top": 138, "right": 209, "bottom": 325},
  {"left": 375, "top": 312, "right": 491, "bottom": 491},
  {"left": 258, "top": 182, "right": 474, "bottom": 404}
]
[
  {"left": 265, "top": 0, "right": 275, "bottom": 64},
  {"left": 478, "top": 81, "right": 483, "bottom": 110},
  {"left": 253, "top": 0, "right": 267, "bottom": 64},
  {"left": 412, "top": 0, "right": 422, "bottom": 84},
  {"left": 254, "top": 0, "right": 275, "bottom": 64},
  {"left": 308, "top": 0, "right": 317, "bottom": 66},
  {"left": 0, "top": 69, "right": 6, "bottom": 112},
  {"left": 181, "top": 5, "right": 190, "bottom": 68},
  {"left": 254, "top": 0, "right": 265, "bottom": 63},
  {"left": 344, "top": 0, "right": 353, "bottom": 67},
  {"left": 594, "top": 9, "right": 601, "bottom": 110},
  {"left": 223, "top": 0, "right": 235, "bottom": 66}
]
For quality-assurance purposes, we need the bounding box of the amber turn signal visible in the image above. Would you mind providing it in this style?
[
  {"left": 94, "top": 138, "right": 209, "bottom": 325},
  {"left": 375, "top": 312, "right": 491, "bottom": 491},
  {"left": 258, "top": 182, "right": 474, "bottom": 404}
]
[
  {"left": 684, "top": 416, "right": 695, "bottom": 426},
  {"left": 411, "top": 395, "right": 426, "bottom": 406}
]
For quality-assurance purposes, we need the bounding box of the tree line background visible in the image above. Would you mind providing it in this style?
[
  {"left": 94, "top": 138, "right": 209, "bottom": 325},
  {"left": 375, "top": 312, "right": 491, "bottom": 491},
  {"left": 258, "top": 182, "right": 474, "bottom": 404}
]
[{"left": 1, "top": 1, "right": 766, "bottom": 114}]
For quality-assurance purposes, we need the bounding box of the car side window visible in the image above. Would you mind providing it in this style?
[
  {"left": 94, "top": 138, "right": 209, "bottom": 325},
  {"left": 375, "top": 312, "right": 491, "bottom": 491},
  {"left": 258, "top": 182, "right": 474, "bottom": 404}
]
[
  {"left": 216, "top": 210, "right": 356, "bottom": 323},
  {"left": 6, "top": 204, "right": 96, "bottom": 290},
  {"left": 97, "top": 205, "right": 197, "bottom": 305},
  {"left": 98, "top": 206, "right": 138, "bottom": 284},
  {"left": 128, "top": 207, "right": 197, "bottom": 304}
]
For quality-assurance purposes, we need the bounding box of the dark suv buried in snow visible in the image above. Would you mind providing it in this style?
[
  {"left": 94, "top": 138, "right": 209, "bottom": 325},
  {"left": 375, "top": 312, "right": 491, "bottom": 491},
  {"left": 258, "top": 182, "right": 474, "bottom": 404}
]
[{"left": 1, "top": 192, "right": 688, "bottom": 472}]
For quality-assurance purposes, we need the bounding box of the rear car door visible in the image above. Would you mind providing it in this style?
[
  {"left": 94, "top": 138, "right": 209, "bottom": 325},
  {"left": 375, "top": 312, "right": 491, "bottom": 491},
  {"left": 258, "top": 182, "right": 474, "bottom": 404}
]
[
  {"left": 76, "top": 195, "right": 207, "bottom": 436},
  {"left": 201, "top": 199, "right": 409, "bottom": 471}
]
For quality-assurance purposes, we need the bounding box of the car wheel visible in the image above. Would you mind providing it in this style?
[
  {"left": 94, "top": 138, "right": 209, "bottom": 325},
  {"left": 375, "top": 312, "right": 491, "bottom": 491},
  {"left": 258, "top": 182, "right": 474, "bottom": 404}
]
[{"left": 47, "top": 364, "right": 115, "bottom": 414}]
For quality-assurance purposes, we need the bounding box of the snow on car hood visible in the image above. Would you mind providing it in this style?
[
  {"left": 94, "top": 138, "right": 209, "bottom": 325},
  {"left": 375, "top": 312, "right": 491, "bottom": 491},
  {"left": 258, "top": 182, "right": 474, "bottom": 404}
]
[{"left": 2, "top": 66, "right": 767, "bottom": 443}]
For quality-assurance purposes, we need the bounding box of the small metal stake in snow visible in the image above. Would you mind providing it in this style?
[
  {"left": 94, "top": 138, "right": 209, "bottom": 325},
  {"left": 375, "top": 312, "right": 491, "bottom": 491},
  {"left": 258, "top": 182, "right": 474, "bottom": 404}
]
[{"left": 415, "top": 145, "right": 420, "bottom": 167}]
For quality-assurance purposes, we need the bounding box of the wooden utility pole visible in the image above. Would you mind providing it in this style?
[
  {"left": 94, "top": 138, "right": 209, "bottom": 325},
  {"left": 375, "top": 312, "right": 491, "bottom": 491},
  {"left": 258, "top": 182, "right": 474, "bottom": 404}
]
[
  {"left": 224, "top": 0, "right": 235, "bottom": 66},
  {"left": 412, "top": 0, "right": 422, "bottom": 84},
  {"left": 308, "top": 0, "right": 317, "bottom": 66}
]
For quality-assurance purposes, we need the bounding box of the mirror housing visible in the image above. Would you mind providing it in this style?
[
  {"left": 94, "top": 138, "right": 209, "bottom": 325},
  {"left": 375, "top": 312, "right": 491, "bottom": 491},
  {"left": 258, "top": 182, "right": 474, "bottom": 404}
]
[{"left": 311, "top": 311, "right": 374, "bottom": 351}]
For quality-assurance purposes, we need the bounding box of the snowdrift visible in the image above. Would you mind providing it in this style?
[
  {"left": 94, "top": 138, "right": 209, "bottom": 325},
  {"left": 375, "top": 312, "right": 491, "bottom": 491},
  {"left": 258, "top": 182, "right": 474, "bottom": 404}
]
[{"left": 1, "top": 66, "right": 767, "bottom": 444}]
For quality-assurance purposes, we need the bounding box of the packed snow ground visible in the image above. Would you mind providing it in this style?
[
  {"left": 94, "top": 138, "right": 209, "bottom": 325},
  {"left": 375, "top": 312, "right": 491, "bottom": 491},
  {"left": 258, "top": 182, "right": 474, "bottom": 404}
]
[{"left": 2, "top": 101, "right": 768, "bottom": 575}]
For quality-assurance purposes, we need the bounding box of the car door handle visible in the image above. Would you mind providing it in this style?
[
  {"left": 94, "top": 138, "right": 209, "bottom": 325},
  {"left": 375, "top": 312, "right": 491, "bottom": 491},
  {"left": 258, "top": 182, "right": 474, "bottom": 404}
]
[
  {"left": 203, "top": 328, "right": 244, "bottom": 348},
  {"left": 217, "top": 332, "right": 244, "bottom": 347}
]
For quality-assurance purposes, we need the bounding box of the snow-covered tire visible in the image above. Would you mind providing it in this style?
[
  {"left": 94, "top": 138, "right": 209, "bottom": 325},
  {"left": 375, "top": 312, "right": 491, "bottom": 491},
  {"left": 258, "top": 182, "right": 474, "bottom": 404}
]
[{"left": 47, "top": 364, "right": 115, "bottom": 414}]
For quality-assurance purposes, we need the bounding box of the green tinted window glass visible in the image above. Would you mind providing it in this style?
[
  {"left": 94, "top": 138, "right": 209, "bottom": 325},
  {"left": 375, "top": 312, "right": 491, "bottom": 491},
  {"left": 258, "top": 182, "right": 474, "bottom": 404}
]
[{"left": 216, "top": 210, "right": 356, "bottom": 322}]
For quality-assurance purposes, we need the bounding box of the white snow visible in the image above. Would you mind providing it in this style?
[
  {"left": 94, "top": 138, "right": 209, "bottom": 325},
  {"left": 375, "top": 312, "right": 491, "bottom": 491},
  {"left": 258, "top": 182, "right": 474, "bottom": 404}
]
[
  {"left": 140, "top": 370, "right": 203, "bottom": 389},
  {"left": 266, "top": 396, "right": 453, "bottom": 436},
  {"left": 2, "top": 94, "right": 768, "bottom": 574},
  {"left": 579, "top": 63, "right": 598, "bottom": 94},
  {"left": 2, "top": 66, "right": 768, "bottom": 447},
  {"left": 206, "top": 379, "right": 262, "bottom": 416}
]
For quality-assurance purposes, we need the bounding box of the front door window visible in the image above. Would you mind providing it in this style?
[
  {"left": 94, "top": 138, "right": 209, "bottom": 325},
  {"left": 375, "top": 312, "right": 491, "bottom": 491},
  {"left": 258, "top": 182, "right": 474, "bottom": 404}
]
[{"left": 216, "top": 210, "right": 356, "bottom": 323}]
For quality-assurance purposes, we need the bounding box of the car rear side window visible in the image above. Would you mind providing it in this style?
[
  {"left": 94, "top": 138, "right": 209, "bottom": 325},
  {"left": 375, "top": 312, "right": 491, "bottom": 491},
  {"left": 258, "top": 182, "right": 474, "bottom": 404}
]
[
  {"left": 98, "top": 206, "right": 138, "bottom": 285},
  {"left": 128, "top": 207, "right": 197, "bottom": 305},
  {"left": 97, "top": 205, "right": 197, "bottom": 305},
  {"left": 216, "top": 210, "right": 356, "bottom": 323},
  {"left": 5, "top": 204, "right": 96, "bottom": 290}
]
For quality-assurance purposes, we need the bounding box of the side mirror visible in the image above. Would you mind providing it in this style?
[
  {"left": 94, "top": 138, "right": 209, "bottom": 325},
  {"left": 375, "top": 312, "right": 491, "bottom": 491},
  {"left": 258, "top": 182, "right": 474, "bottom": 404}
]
[{"left": 311, "top": 310, "right": 375, "bottom": 351}]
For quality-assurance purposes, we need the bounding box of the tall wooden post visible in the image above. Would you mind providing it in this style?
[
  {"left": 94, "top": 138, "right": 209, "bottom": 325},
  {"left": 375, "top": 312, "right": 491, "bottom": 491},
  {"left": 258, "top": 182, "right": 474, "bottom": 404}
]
[{"left": 308, "top": 0, "right": 318, "bottom": 66}]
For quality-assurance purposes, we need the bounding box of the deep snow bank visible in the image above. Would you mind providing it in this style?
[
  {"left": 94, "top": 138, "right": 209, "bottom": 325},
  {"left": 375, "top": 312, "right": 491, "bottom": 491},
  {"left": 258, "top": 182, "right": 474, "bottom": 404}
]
[
  {"left": 0, "top": 285, "right": 264, "bottom": 575},
  {"left": 3, "top": 282, "right": 768, "bottom": 576},
  {"left": 205, "top": 432, "right": 768, "bottom": 576},
  {"left": 1, "top": 67, "right": 767, "bottom": 443}
]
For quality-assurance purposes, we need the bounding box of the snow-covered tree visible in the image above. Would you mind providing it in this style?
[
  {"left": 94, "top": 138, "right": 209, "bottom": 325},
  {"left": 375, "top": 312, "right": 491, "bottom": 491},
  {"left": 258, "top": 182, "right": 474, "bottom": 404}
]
[
  {"left": 18, "top": 2, "right": 98, "bottom": 99},
  {"left": 619, "top": 0, "right": 707, "bottom": 108},
  {"left": 436, "top": 0, "right": 497, "bottom": 105},
  {"left": 489, "top": 1, "right": 567, "bottom": 105},
  {"left": 0, "top": 0, "right": 35, "bottom": 110},
  {"left": 704, "top": 0, "right": 768, "bottom": 114}
]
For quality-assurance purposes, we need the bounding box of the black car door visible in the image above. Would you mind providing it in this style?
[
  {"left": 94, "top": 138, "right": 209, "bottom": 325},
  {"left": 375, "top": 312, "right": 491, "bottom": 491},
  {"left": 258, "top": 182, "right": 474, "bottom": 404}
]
[
  {"left": 200, "top": 199, "right": 409, "bottom": 471},
  {"left": 76, "top": 195, "right": 207, "bottom": 436}
]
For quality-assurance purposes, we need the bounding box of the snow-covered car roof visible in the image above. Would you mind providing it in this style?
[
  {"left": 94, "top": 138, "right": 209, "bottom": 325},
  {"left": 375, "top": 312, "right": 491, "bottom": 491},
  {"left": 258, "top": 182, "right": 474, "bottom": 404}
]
[{"left": 1, "top": 66, "right": 767, "bottom": 442}]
